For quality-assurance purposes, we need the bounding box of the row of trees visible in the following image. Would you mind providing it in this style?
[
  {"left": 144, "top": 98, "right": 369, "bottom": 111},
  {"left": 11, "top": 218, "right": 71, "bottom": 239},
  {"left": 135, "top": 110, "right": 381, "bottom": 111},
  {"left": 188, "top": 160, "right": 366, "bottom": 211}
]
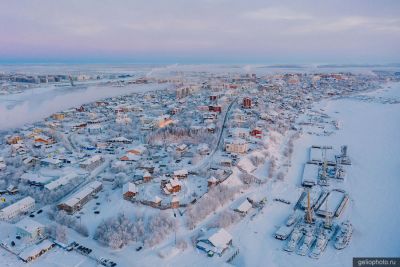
[
  {"left": 94, "top": 212, "right": 177, "bottom": 249},
  {"left": 186, "top": 184, "right": 241, "bottom": 229},
  {"left": 146, "top": 125, "right": 216, "bottom": 146},
  {"left": 47, "top": 208, "right": 89, "bottom": 237},
  {"left": 206, "top": 210, "right": 240, "bottom": 229},
  {"left": 18, "top": 177, "right": 81, "bottom": 204}
]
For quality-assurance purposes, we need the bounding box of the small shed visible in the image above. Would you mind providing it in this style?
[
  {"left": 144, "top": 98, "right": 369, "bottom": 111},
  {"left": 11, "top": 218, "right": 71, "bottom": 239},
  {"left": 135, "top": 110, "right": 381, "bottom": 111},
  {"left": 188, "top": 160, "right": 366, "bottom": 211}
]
[
  {"left": 208, "top": 176, "right": 218, "bottom": 187},
  {"left": 122, "top": 182, "right": 138, "bottom": 200},
  {"left": 171, "top": 196, "right": 179, "bottom": 209},
  {"left": 234, "top": 199, "right": 252, "bottom": 215},
  {"left": 143, "top": 171, "right": 152, "bottom": 182}
]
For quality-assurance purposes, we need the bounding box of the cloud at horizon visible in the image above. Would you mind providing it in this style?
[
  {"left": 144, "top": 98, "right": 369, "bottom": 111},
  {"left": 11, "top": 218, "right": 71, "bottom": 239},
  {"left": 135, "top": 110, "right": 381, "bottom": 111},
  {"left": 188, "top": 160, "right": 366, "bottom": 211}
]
[{"left": 0, "top": 0, "right": 399, "bottom": 63}]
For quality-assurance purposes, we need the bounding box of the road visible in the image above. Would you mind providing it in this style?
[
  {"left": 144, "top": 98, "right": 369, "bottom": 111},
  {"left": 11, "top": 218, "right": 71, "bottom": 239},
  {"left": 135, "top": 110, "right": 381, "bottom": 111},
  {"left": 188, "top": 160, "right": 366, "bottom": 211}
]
[{"left": 189, "top": 96, "right": 238, "bottom": 172}]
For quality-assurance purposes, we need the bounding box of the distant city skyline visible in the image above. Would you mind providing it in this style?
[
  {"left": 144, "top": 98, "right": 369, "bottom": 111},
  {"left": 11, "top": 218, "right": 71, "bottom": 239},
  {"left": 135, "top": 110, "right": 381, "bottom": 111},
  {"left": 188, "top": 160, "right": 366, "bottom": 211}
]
[{"left": 1, "top": 0, "right": 399, "bottom": 64}]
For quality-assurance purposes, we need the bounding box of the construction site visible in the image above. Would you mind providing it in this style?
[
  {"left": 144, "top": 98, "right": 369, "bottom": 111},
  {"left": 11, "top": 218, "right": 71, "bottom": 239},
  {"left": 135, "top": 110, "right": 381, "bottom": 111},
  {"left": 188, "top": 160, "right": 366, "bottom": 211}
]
[{"left": 274, "top": 145, "right": 353, "bottom": 258}]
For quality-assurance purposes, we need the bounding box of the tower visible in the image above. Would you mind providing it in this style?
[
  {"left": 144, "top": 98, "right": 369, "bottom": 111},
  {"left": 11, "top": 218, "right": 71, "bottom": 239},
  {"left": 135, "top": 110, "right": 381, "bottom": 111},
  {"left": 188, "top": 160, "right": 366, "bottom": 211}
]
[{"left": 306, "top": 189, "right": 313, "bottom": 224}]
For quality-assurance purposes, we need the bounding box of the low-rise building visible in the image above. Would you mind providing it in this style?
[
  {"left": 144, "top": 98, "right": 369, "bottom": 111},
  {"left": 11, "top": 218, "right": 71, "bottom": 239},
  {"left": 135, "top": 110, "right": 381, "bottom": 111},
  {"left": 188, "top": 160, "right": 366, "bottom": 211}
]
[
  {"left": 208, "top": 176, "right": 218, "bottom": 187},
  {"left": 196, "top": 228, "right": 233, "bottom": 256},
  {"left": 0, "top": 157, "right": 6, "bottom": 171},
  {"left": 173, "top": 169, "right": 188, "bottom": 179},
  {"left": 58, "top": 181, "right": 102, "bottom": 214},
  {"left": 171, "top": 196, "right": 179, "bottom": 208},
  {"left": 234, "top": 199, "right": 252, "bottom": 215},
  {"left": 19, "top": 239, "right": 54, "bottom": 263},
  {"left": 79, "top": 155, "right": 104, "bottom": 171},
  {"left": 224, "top": 138, "right": 248, "bottom": 154},
  {"left": 45, "top": 172, "right": 79, "bottom": 191},
  {"left": 122, "top": 182, "right": 138, "bottom": 200},
  {"left": 15, "top": 217, "right": 45, "bottom": 240},
  {"left": 0, "top": 197, "right": 35, "bottom": 221},
  {"left": 162, "top": 178, "right": 182, "bottom": 194}
]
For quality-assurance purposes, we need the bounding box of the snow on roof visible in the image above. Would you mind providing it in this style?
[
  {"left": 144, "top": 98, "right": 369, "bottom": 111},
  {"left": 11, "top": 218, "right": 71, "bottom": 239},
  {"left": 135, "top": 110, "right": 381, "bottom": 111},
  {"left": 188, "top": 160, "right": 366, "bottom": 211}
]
[
  {"left": 224, "top": 138, "right": 247, "bottom": 145},
  {"left": 220, "top": 158, "right": 232, "bottom": 163},
  {"left": 15, "top": 217, "right": 44, "bottom": 234},
  {"left": 45, "top": 172, "right": 79, "bottom": 191},
  {"left": 41, "top": 158, "right": 62, "bottom": 165},
  {"left": 200, "top": 228, "right": 232, "bottom": 251},
  {"left": 123, "top": 182, "right": 137, "bottom": 194},
  {"left": 108, "top": 136, "right": 132, "bottom": 143},
  {"left": 87, "top": 124, "right": 102, "bottom": 129},
  {"left": 80, "top": 155, "right": 102, "bottom": 165},
  {"left": 176, "top": 144, "right": 188, "bottom": 150},
  {"left": 173, "top": 169, "right": 188, "bottom": 176},
  {"left": 21, "top": 173, "right": 53, "bottom": 184},
  {"left": 154, "top": 196, "right": 162, "bottom": 203},
  {"left": 198, "top": 143, "right": 209, "bottom": 150},
  {"left": 0, "top": 157, "right": 4, "bottom": 162},
  {"left": 121, "top": 153, "right": 140, "bottom": 161},
  {"left": 171, "top": 196, "right": 179, "bottom": 203},
  {"left": 208, "top": 176, "right": 218, "bottom": 183},
  {"left": 0, "top": 197, "right": 35, "bottom": 215},
  {"left": 170, "top": 178, "right": 181, "bottom": 187},
  {"left": 19, "top": 239, "right": 53, "bottom": 261},
  {"left": 309, "top": 146, "right": 336, "bottom": 162},
  {"left": 302, "top": 163, "right": 319, "bottom": 185},
  {"left": 128, "top": 145, "right": 146, "bottom": 153},
  {"left": 235, "top": 199, "right": 252, "bottom": 213},
  {"left": 62, "top": 181, "right": 102, "bottom": 207},
  {"left": 22, "top": 157, "right": 35, "bottom": 164},
  {"left": 231, "top": 127, "right": 250, "bottom": 134}
]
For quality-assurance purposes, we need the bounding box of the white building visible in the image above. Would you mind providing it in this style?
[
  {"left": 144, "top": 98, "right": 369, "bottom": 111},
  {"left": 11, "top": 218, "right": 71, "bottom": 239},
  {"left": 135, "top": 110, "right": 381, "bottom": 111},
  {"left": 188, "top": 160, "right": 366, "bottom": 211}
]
[
  {"left": 45, "top": 172, "right": 79, "bottom": 191},
  {"left": 196, "top": 228, "right": 233, "bottom": 256},
  {"left": 0, "top": 197, "right": 35, "bottom": 221},
  {"left": 58, "top": 181, "right": 102, "bottom": 214},
  {"left": 19, "top": 239, "right": 54, "bottom": 262},
  {"left": 173, "top": 169, "right": 188, "bottom": 179},
  {"left": 122, "top": 182, "right": 138, "bottom": 200},
  {"left": 230, "top": 128, "right": 250, "bottom": 139},
  {"left": 224, "top": 138, "right": 248, "bottom": 154},
  {"left": 234, "top": 199, "right": 252, "bottom": 215},
  {"left": 15, "top": 217, "right": 45, "bottom": 240},
  {"left": 79, "top": 155, "right": 104, "bottom": 171}
]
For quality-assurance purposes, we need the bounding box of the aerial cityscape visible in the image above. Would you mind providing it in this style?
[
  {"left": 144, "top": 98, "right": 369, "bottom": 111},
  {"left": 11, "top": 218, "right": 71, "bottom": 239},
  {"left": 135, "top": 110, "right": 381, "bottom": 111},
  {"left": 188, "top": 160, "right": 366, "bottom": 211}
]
[{"left": 0, "top": 1, "right": 399, "bottom": 267}]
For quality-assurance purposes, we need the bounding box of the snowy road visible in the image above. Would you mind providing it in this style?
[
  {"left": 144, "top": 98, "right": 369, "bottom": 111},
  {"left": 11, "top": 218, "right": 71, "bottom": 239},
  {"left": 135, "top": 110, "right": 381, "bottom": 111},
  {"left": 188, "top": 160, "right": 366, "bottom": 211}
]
[{"left": 189, "top": 96, "right": 238, "bottom": 172}]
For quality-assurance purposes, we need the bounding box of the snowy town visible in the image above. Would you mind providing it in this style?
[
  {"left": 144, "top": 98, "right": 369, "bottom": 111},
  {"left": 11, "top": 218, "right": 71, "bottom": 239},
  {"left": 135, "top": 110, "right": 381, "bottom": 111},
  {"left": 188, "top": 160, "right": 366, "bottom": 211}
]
[{"left": 0, "top": 66, "right": 399, "bottom": 267}]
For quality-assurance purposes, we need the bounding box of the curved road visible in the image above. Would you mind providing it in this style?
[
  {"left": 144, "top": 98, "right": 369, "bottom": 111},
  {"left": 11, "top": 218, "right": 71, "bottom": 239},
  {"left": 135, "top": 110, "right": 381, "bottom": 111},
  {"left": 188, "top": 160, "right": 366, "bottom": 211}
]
[{"left": 190, "top": 96, "right": 238, "bottom": 172}]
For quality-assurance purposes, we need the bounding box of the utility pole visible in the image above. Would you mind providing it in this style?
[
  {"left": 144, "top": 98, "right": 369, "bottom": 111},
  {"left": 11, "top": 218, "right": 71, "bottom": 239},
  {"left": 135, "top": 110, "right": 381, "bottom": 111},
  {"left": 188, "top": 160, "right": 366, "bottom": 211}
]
[
  {"left": 173, "top": 209, "right": 177, "bottom": 245},
  {"left": 324, "top": 195, "right": 331, "bottom": 229}
]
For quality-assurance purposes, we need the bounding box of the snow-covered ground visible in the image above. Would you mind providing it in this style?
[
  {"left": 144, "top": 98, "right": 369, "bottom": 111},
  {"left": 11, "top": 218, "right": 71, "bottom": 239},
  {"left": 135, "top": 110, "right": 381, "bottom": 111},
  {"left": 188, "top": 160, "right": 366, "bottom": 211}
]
[
  {"left": 228, "top": 82, "right": 400, "bottom": 267},
  {"left": 1, "top": 69, "right": 399, "bottom": 267},
  {"left": 0, "top": 82, "right": 172, "bottom": 130}
]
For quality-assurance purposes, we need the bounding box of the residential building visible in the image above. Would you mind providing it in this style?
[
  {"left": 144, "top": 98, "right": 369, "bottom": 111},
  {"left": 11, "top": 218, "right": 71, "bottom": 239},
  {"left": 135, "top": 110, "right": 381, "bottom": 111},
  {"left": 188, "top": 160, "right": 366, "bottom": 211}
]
[
  {"left": 15, "top": 217, "right": 45, "bottom": 240},
  {"left": 58, "top": 181, "right": 102, "bottom": 214},
  {"left": 0, "top": 197, "right": 35, "bottom": 221},
  {"left": 196, "top": 228, "right": 233, "bottom": 256},
  {"left": 79, "top": 155, "right": 104, "bottom": 171}
]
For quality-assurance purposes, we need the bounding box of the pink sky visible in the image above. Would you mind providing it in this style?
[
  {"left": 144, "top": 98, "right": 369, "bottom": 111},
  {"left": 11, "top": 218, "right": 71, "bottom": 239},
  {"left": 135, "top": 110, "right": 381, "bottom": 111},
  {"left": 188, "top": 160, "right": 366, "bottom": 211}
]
[{"left": 0, "top": 0, "right": 399, "bottom": 63}]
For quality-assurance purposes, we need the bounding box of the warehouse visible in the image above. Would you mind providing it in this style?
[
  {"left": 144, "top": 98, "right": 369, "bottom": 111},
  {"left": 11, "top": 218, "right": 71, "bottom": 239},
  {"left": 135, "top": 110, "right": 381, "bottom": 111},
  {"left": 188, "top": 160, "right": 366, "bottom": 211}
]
[{"left": 301, "top": 163, "right": 319, "bottom": 186}]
